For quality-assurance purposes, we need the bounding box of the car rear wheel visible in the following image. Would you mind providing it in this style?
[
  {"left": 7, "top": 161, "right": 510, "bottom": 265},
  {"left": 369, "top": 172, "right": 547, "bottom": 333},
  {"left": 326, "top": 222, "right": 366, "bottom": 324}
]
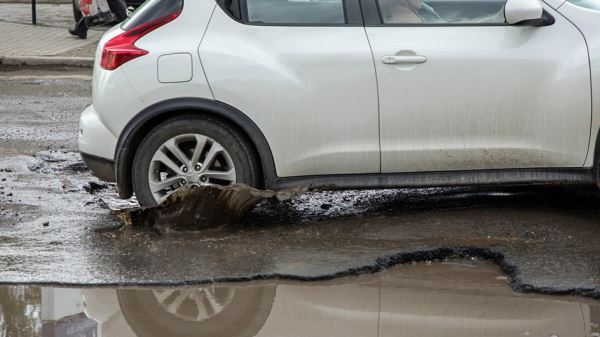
[{"left": 132, "top": 116, "right": 261, "bottom": 207}]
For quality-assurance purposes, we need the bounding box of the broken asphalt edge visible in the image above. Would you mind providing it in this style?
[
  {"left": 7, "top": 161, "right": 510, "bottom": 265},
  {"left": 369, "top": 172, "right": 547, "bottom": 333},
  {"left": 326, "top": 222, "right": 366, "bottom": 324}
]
[
  {"left": 0, "top": 55, "right": 94, "bottom": 68},
  {"left": 0, "top": 246, "right": 597, "bottom": 300}
]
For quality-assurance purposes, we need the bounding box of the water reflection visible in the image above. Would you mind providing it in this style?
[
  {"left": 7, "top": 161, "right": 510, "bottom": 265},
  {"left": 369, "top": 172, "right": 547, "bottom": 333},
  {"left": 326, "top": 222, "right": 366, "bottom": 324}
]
[
  {"left": 0, "top": 260, "right": 598, "bottom": 337},
  {"left": 0, "top": 287, "right": 41, "bottom": 337},
  {"left": 0, "top": 287, "right": 95, "bottom": 337}
]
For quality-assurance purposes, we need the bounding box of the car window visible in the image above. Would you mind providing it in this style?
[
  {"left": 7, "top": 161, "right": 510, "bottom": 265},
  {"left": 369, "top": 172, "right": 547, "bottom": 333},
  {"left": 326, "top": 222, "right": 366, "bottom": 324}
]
[
  {"left": 377, "top": 0, "right": 506, "bottom": 24},
  {"left": 219, "top": 0, "right": 242, "bottom": 20},
  {"left": 246, "top": 0, "right": 346, "bottom": 24},
  {"left": 566, "top": 0, "right": 600, "bottom": 10}
]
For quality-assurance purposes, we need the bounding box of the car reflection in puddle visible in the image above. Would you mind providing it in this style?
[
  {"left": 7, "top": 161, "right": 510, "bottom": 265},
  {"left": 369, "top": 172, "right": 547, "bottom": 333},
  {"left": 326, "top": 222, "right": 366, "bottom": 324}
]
[{"left": 1, "top": 259, "right": 598, "bottom": 337}]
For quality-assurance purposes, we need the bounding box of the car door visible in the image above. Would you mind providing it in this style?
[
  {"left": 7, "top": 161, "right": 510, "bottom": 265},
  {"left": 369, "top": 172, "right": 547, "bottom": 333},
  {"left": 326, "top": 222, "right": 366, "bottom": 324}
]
[
  {"left": 363, "top": 0, "right": 591, "bottom": 173},
  {"left": 200, "top": 0, "right": 380, "bottom": 178}
]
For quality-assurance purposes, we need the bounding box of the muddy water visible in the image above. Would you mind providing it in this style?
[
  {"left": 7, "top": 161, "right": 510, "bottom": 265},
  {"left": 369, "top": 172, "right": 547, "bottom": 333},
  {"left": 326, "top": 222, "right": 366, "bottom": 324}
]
[{"left": 0, "top": 260, "right": 597, "bottom": 337}]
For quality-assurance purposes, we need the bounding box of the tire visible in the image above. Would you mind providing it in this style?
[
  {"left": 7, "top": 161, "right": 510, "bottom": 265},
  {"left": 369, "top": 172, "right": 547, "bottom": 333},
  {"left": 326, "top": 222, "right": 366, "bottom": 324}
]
[
  {"left": 132, "top": 116, "right": 261, "bottom": 207},
  {"left": 72, "top": 0, "right": 83, "bottom": 22},
  {"left": 117, "top": 285, "right": 276, "bottom": 337}
]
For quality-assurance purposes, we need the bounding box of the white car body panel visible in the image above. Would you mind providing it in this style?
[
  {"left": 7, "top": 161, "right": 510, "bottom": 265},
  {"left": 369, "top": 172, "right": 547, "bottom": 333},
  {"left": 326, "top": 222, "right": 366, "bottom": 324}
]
[
  {"left": 78, "top": 105, "right": 117, "bottom": 159},
  {"left": 86, "top": 26, "right": 144, "bottom": 159},
  {"left": 93, "top": 64, "right": 144, "bottom": 140},
  {"left": 557, "top": 2, "right": 600, "bottom": 167},
  {"left": 543, "top": 0, "right": 565, "bottom": 9},
  {"left": 367, "top": 4, "right": 592, "bottom": 173},
  {"left": 200, "top": 8, "right": 380, "bottom": 177},
  {"left": 124, "top": 0, "right": 215, "bottom": 110},
  {"left": 78, "top": 27, "right": 131, "bottom": 160}
]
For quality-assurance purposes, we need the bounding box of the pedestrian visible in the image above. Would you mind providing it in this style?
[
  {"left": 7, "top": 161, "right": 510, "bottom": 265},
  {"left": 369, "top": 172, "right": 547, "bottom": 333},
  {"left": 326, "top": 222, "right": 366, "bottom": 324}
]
[
  {"left": 68, "top": 0, "right": 127, "bottom": 39},
  {"left": 107, "top": 0, "right": 128, "bottom": 22}
]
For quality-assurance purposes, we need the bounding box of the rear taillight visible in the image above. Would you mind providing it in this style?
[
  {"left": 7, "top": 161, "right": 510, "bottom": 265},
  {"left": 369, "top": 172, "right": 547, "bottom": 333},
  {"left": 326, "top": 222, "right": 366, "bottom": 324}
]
[{"left": 100, "top": 10, "right": 181, "bottom": 70}]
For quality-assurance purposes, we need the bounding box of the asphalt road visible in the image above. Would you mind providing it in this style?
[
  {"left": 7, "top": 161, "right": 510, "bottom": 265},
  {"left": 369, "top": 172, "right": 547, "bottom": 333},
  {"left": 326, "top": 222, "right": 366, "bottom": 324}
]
[{"left": 0, "top": 66, "right": 599, "bottom": 300}]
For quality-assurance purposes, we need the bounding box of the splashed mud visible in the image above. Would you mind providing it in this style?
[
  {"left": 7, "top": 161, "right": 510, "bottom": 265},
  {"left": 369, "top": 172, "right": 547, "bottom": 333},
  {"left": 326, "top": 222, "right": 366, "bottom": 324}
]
[{"left": 116, "top": 184, "right": 305, "bottom": 230}]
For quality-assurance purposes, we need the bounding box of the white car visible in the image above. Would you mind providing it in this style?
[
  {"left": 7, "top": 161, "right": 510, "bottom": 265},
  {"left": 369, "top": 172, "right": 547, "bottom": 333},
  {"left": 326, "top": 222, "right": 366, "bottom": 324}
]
[{"left": 78, "top": 0, "right": 600, "bottom": 206}]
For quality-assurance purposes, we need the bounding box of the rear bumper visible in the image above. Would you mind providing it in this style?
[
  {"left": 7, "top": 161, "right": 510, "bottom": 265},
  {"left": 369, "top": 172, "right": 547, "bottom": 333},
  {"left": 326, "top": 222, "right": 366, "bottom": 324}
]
[
  {"left": 78, "top": 105, "right": 118, "bottom": 160},
  {"left": 81, "top": 152, "right": 116, "bottom": 182},
  {"left": 79, "top": 104, "right": 118, "bottom": 182}
]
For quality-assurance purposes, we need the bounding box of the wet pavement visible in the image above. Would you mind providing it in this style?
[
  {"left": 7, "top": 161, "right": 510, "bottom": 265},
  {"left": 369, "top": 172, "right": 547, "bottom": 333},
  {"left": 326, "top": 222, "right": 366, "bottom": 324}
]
[
  {"left": 0, "top": 67, "right": 600, "bottom": 302},
  {"left": 0, "top": 66, "right": 91, "bottom": 155},
  {"left": 0, "top": 260, "right": 598, "bottom": 337}
]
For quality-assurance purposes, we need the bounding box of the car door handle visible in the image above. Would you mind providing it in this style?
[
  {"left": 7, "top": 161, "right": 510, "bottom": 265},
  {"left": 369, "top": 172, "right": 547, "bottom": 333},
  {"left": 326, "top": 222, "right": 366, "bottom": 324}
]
[{"left": 381, "top": 55, "right": 428, "bottom": 65}]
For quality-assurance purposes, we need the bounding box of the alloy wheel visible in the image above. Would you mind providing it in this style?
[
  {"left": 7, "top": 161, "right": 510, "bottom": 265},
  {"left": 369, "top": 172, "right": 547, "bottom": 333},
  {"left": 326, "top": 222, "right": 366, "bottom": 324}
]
[{"left": 148, "top": 134, "right": 236, "bottom": 204}]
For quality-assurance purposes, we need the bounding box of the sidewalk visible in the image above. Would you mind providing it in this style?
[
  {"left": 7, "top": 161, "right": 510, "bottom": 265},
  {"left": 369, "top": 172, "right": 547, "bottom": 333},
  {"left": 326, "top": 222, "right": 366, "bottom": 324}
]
[{"left": 0, "top": 3, "right": 106, "bottom": 67}]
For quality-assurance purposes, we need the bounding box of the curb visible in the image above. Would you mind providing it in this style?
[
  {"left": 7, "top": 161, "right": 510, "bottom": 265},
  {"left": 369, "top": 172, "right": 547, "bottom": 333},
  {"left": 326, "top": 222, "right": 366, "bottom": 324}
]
[{"left": 0, "top": 55, "right": 94, "bottom": 67}]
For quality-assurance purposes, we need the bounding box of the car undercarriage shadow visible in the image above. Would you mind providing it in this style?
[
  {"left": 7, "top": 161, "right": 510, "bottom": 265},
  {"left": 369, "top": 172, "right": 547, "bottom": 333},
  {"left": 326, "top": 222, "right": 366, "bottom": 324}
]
[{"left": 241, "top": 184, "right": 600, "bottom": 229}]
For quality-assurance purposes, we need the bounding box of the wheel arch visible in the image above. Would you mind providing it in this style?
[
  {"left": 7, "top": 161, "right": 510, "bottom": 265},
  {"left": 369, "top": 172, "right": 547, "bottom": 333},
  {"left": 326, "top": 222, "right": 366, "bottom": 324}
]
[{"left": 114, "top": 98, "right": 277, "bottom": 199}]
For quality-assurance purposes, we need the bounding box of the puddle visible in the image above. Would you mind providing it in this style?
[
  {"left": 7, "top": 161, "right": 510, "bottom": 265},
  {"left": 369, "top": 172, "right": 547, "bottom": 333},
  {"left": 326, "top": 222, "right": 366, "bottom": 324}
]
[{"left": 0, "top": 260, "right": 597, "bottom": 337}]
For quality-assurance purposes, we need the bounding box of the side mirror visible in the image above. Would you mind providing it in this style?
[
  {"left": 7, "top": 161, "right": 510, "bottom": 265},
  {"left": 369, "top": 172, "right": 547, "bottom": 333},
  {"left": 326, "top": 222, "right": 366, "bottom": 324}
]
[{"left": 504, "top": 0, "right": 551, "bottom": 25}]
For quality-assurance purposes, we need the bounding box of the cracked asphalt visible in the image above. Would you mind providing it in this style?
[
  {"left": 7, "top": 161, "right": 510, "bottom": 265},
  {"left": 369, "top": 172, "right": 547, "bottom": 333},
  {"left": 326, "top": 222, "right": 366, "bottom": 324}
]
[{"left": 0, "top": 66, "right": 599, "bottom": 300}]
